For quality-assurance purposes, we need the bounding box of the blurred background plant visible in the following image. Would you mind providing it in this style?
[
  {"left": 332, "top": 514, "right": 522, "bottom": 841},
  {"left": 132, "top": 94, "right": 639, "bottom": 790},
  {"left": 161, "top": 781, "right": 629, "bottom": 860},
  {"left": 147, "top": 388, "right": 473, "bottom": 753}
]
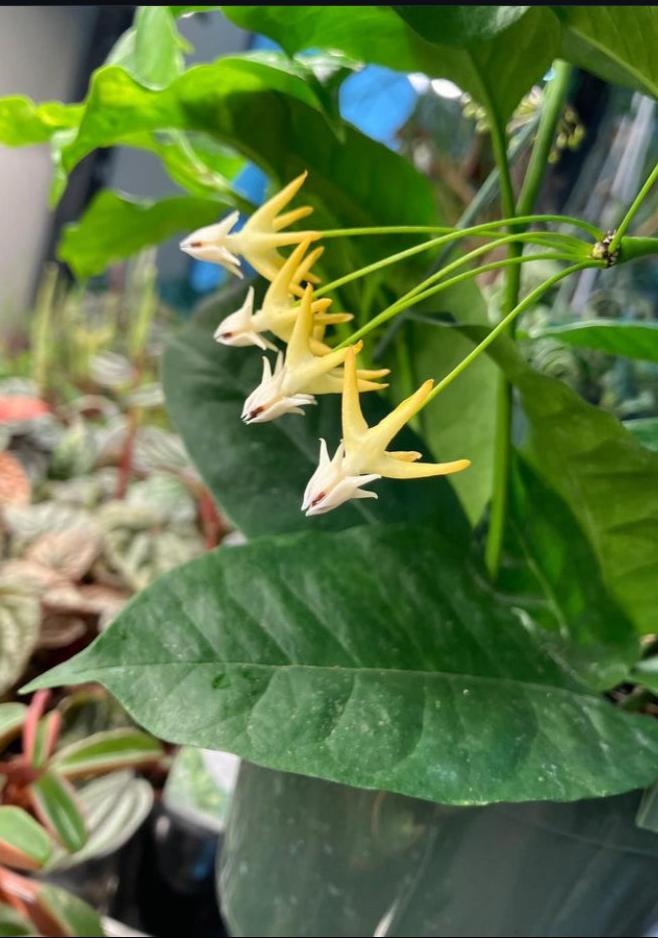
[
  {"left": 0, "top": 690, "right": 162, "bottom": 936},
  {"left": 0, "top": 248, "right": 233, "bottom": 936},
  {"left": 0, "top": 250, "right": 229, "bottom": 702}
]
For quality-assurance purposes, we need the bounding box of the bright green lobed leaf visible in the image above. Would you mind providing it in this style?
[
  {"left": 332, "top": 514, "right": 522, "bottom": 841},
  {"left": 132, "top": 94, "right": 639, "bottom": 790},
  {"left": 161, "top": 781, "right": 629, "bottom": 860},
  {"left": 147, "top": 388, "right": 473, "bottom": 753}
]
[
  {"left": 0, "top": 97, "right": 81, "bottom": 146},
  {"left": 107, "top": 6, "right": 187, "bottom": 90},
  {"left": 57, "top": 190, "right": 228, "bottom": 279}
]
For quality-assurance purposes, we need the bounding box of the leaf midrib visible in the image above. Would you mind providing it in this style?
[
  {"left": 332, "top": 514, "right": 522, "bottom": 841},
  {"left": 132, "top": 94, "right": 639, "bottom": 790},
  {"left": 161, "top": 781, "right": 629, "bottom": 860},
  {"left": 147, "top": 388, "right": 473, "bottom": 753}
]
[{"left": 57, "top": 658, "right": 596, "bottom": 699}]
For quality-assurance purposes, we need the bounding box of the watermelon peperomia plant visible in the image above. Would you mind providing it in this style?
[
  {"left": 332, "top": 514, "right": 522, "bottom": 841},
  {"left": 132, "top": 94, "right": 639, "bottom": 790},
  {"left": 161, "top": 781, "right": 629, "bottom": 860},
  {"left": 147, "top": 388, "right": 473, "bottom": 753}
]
[
  {"left": 0, "top": 692, "right": 161, "bottom": 936},
  {"left": 5, "top": 0, "right": 658, "bottom": 889}
]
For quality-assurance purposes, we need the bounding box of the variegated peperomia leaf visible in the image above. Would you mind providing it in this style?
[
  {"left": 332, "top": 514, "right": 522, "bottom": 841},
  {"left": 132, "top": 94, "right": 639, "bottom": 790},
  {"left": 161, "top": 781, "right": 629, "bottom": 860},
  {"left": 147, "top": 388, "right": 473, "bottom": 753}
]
[
  {"left": 99, "top": 500, "right": 204, "bottom": 591},
  {"left": 29, "top": 770, "right": 87, "bottom": 853},
  {"left": 131, "top": 425, "right": 193, "bottom": 475},
  {"left": 30, "top": 711, "right": 61, "bottom": 769},
  {"left": 0, "top": 901, "right": 33, "bottom": 937},
  {"left": 3, "top": 503, "right": 91, "bottom": 548},
  {"left": 33, "top": 882, "right": 104, "bottom": 937},
  {"left": 0, "top": 806, "right": 53, "bottom": 870},
  {"left": 25, "top": 525, "right": 102, "bottom": 582},
  {"left": 49, "top": 419, "right": 98, "bottom": 478},
  {"left": 51, "top": 728, "right": 162, "bottom": 778},
  {"left": 125, "top": 473, "right": 197, "bottom": 525},
  {"left": 45, "top": 770, "right": 153, "bottom": 871},
  {"left": 89, "top": 351, "right": 136, "bottom": 390},
  {"left": 0, "top": 575, "right": 41, "bottom": 694}
]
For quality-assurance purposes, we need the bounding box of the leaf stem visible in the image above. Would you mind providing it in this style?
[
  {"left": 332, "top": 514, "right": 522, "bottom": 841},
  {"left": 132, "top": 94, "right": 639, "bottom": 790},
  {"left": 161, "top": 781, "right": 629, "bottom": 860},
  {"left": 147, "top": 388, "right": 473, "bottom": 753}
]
[
  {"left": 336, "top": 251, "right": 579, "bottom": 350},
  {"left": 485, "top": 62, "right": 573, "bottom": 579},
  {"left": 334, "top": 232, "right": 583, "bottom": 350},
  {"left": 424, "top": 262, "right": 596, "bottom": 406},
  {"left": 610, "top": 159, "right": 658, "bottom": 252},
  {"left": 316, "top": 218, "right": 588, "bottom": 298}
]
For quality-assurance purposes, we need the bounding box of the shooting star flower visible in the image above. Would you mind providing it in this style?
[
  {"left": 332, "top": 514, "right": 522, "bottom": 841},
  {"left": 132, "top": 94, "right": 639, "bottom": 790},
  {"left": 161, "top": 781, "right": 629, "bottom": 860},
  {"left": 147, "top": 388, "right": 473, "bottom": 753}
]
[{"left": 302, "top": 347, "right": 470, "bottom": 515}]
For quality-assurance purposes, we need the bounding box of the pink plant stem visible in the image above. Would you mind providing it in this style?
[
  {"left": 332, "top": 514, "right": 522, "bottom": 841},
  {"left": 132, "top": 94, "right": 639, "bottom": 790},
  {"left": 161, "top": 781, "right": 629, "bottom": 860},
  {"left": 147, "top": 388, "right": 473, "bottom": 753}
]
[{"left": 22, "top": 690, "right": 50, "bottom": 765}]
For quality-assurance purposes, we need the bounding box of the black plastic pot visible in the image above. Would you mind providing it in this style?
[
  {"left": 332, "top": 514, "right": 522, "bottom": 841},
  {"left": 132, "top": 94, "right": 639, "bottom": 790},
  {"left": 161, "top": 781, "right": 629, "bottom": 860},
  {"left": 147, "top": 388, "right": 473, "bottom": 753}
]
[
  {"left": 220, "top": 764, "right": 658, "bottom": 938},
  {"left": 46, "top": 804, "right": 227, "bottom": 937}
]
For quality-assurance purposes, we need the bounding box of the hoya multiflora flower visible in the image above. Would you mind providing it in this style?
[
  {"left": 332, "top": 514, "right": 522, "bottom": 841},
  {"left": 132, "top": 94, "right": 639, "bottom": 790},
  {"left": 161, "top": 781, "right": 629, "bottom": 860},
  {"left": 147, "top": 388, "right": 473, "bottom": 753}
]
[
  {"left": 180, "top": 171, "right": 319, "bottom": 282},
  {"left": 213, "top": 239, "right": 351, "bottom": 352},
  {"left": 242, "top": 286, "right": 389, "bottom": 424},
  {"left": 303, "top": 347, "right": 470, "bottom": 515}
]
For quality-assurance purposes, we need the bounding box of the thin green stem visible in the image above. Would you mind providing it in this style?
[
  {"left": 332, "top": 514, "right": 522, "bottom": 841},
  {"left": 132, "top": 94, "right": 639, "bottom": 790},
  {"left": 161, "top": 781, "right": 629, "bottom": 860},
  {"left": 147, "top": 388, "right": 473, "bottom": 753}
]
[
  {"left": 374, "top": 117, "right": 555, "bottom": 360},
  {"left": 315, "top": 217, "right": 589, "bottom": 299},
  {"left": 319, "top": 214, "right": 598, "bottom": 244},
  {"left": 335, "top": 251, "right": 579, "bottom": 350},
  {"left": 423, "top": 262, "right": 596, "bottom": 406},
  {"left": 321, "top": 225, "right": 453, "bottom": 237},
  {"left": 485, "top": 62, "right": 573, "bottom": 579},
  {"left": 610, "top": 159, "right": 658, "bottom": 252},
  {"left": 398, "top": 231, "right": 587, "bottom": 309}
]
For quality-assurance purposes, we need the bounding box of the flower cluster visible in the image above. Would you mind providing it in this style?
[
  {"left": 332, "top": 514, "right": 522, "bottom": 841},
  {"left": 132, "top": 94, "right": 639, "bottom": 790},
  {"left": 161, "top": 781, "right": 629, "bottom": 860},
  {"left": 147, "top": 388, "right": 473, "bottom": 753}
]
[{"left": 181, "top": 172, "right": 470, "bottom": 515}]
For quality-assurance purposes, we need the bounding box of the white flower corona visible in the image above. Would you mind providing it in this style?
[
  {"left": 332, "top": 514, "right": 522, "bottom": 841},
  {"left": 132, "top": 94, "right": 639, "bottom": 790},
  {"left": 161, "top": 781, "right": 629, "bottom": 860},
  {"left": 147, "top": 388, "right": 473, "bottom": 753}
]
[{"left": 180, "top": 172, "right": 318, "bottom": 282}]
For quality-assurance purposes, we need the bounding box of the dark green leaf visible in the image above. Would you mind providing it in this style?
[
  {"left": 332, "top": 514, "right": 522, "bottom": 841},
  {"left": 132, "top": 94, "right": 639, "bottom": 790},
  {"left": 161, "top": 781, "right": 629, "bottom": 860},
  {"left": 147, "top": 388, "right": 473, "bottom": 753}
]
[
  {"left": 58, "top": 190, "right": 227, "bottom": 279},
  {"left": 24, "top": 525, "right": 658, "bottom": 804},
  {"left": 162, "top": 283, "right": 469, "bottom": 539},
  {"left": 557, "top": 7, "right": 658, "bottom": 99},
  {"left": 500, "top": 453, "right": 638, "bottom": 689},
  {"left": 223, "top": 765, "right": 658, "bottom": 938},
  {"left": 388, "top": 284, "right": 496, "bottom": 526},
  {"left": 532, "top": 319, "right": 658, "bottom": 363},
  {"left": 51, "top": 728, "right": 162, "bottom": 777},
  {"left": 224, "top": 5, "right": 560, "bottom": 120},
  {"left": 394, "top": 5, "right": 529, "bottom": 46},
  {"left": 485, "top": 332, "right": 658, "bottom": 635},
  {"left": 0, "top": 97, "right": 80, "bottom": 146},
  {"left": 29, "top": 771, "right": 87, "bottom": 853},
  {"left": 0, "top": 806, "right": 53, "bottom": 871},
  {"left": 35, "top": 883, "right": 104, "bottom": 938},
  {"left": 107, "top": 6, "right": 187, "bottom": 90}
]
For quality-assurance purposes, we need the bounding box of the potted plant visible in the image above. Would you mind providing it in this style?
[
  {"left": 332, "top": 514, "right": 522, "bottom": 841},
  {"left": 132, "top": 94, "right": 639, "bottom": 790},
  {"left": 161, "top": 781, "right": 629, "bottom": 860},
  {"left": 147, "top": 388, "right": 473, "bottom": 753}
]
[{"left": 5, "top": 6, "right": 658, "bottom": 936}]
